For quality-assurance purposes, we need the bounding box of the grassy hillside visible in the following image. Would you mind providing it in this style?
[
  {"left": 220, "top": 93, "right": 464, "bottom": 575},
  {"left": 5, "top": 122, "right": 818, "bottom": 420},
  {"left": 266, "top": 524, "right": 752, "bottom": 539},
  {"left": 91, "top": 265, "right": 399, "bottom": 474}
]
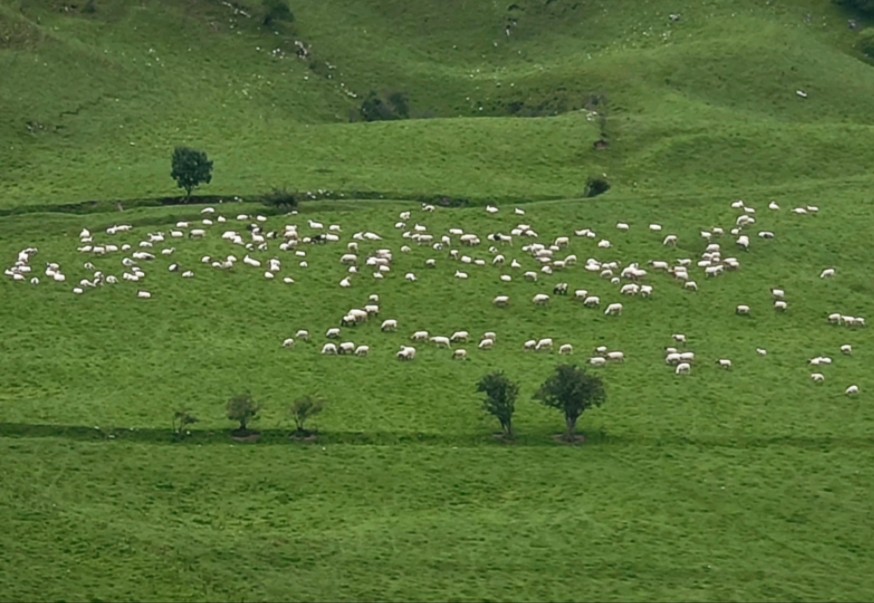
[
  {"left": 2, "top": 0, "right": 874, "bottom": 601},
  {"left": 1, "top": 0, "right": 873, "bottom": 206}
]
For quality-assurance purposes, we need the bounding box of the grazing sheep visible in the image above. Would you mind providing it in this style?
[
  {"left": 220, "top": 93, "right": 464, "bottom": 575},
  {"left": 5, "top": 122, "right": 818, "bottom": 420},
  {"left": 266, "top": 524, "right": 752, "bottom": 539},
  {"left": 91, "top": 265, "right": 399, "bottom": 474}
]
[
  {"left": 606, "top": 351, "right": 625, "bottom": 363},
  {"left": 338, "top": 341, "right": 356, "bottom": 355},
  {"left": 736, "top": 304, "right": 751, "bottom": 315},
  {"left": 282, "top": 338, "right": 295, "bottom": 348},
  {"left": 523, "top": 339, "right": 537, "bottom": 351},
  {"left": 810, "top": 373, "right": 825, "bottom": 384},
  {"left": 453, "top": 349, "right": 469, "bottom": 360},
  {"left": 478, "top": 339, "right": 494, "bottom": 350},
  {"left": 840, "top": 344, "right": 853, "bottom": 355},
  {"left": 136, "top": 290, "right": 151, "bottom": 299},
  {"left": 558, "top": 343, "right": 573, "bottom": 355},
  {"left": 717, "top": 359, "right": 732, "bottom": 369},
  {"left": 583, "top": 296, "right": 600, "bottom": 307},
  {"left": 535, "top": 338, "right": 554, "bottom": 351},
  {"left": 756, "top": 348, "right": 768, "bottom": 356},
  {"left": 450, "top": 331, "right": 470, "bottom": 343},
  {"left": 675, "top": 362, "right": 691, "bottom": 375},
  {"left": 589, "top": 356, "right": 607, "bottom": 367},
  {"left": 820, "top": 268, "right": 836, "bottom": 279},
  {"left": 326, "top": 328, "right": 341, "bottom": 339},
  {"left": 410, "top": 330, "right": 429, "bottom": 342},
  {"left": 493, "top": 295, "right": 510, "bottom": 307},
  {"left": 845, "top": 385, "right": 859, "bottom": 396},
  {"left": 604, "top": 303, "right": 623, "bottom": 316},
  {"left": 672, "top": 334, "right": 686, "bottom": 344},
  {"left": 354, "top": 345, "right": 370, "bottom": 357},
  {"left": 774, "top": 300, "right": 788, "bottom": 312},
  {"left": 321, "top": 343, "right": 338, "bottom": 355},
  {"left": 381, "top": 319, "right": 398, "bottom": 332},
  {"left": 532, "top": 293, "right": 550, "bottom": 306},
  {"left": 397, "top": 346, "right": 417, "bottom": 361},
  {"left": 295, "top": 329, "right": 310, "bottom": 341}
]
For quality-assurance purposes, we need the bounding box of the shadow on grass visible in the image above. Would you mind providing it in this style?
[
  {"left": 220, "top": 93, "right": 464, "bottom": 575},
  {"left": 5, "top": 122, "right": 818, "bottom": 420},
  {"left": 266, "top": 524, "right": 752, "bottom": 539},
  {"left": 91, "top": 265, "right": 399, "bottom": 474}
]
[{"left": 0, "top": 422, "right": 867, "bottom": 450}]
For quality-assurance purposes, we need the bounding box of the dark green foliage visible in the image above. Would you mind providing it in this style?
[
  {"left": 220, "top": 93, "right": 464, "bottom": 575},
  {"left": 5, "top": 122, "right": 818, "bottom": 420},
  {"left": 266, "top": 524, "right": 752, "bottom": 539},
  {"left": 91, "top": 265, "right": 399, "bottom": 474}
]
[
  {"left": 227, "top": 393, "right": 260, "bottom": 433},
  {"left": 359, "top": 91, "right": 410, "bottom": 122},
  {"left": 534, "top": 364, "right": 606, "bottom": 441},
  {"left": 290, "top": 396, "right": 325, "bottom": 435},
  {"left": 858, "top": 28, "right": 874, "bottom": 59},
  {"left": 262, "top": 187, "right": 299, "bottom": 210},
  {"left": 584, "top": 175, "right": 611, "bottom": 198},
  {"left": 171, "top": 409, "right": 197, "bottom": 438},
  {"left": 835, "top": 0, "right": 874, "bottom": 14},
  {"left": 262, "top": 0, "right": 294, "bottom": 27},
  {"left": 170, "top": 146, "right": 213, "bottom": 199},
  {"left": 476, "top": 371, "right": 519, "bottom": 438},
  {"left": 83, "top": 0, "right": 97, "bottom": 14}
]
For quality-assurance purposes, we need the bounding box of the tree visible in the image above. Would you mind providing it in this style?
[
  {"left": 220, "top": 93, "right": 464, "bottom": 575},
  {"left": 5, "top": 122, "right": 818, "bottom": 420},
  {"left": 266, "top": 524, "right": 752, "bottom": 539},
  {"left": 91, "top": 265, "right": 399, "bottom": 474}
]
[
  {"left": 172, "top": 409, "right": 198, "bottom": 438},
  {"left": 170, "top": 146, "right": 213, "bottom": 200},
  {"left": 290, "top": 395, "right": 325, "bottom": 435},
  {"left": 262, "top": 0, "right": 294, "bottom": 27},
  {"left": 227, "top": 392, "right": 260, "bottom": 434},
  {"left": 534, "top": 364, "right": 606, "bottom": 442},
  {"left": 476, "top": 371, "right": 519, "bottom": 438},
  {"left": 859, "top": 28, "right": 874, "bottom": 59}
]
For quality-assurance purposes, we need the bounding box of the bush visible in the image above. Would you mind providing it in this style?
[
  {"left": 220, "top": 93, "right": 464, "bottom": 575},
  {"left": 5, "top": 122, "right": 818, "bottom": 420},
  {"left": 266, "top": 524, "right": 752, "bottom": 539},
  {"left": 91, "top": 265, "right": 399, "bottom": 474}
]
[
  {"left": 476, "top": 371, "right": 519, "bottom": 438},
  {"left": 290, "top": 396, "right": 325, "bottom": 436},
  {"left": 262, "top": 187, "right": 299, "bottom": 211},
  {"left": 262, "top": 0, "right": 294, "bottom": 27},
  {"left": 170, "top": 146, "right": 213, "bottom": 200},
  {"left": 584, "top": 175, "right": 611, "bottom": 198},
  {"left": 858, "top": 28, "right": 874, "bottom": 59},
  {"left": 359, "top": 91, "right": 410, "bottom": 122},
  {"left": 836, "top": 0, "right": 874, "bottom": 14},
  {"left": 227, "top": 392, "right": 260, "bottom": 434},
  {"left": 172, "top": 409, "right": 198, "bottom": 439}
]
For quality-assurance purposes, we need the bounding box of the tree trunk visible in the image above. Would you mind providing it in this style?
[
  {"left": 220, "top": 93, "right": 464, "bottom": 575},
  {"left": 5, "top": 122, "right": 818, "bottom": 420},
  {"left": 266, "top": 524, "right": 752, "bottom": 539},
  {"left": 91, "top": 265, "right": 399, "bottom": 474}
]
[
  {"left": 504, "top": 419, "right": 513, "bottom": 438},
  {"left": 565, "top": 415, "right": 577, "bottom": 441}
]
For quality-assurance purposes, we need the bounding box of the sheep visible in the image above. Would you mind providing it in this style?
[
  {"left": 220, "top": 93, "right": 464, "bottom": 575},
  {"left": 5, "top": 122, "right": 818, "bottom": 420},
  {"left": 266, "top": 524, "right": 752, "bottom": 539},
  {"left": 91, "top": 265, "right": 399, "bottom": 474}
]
[
  {"left": 558, "top": 343, "right": 574, "bottom": 355},
  {"left": 136, "top": 290, "right": 151, "bottom": 299},
  {"left": 553, "top": 282, "right": 569, "bottom": 295},
  {"left": 820, "top": 268, "right": 836, "bottom": 279},
  {"left": 523, "top": 339, "right": 537, "bottom": 351},
  {"left": 649, "top": 224, "right": 663, "bottom": 232},
  {"left": 294, "top": 329, "right": 310, "bottom": 341},
  {"left": 583, "top": 295, "right": 601, "bottom": 307},
  {"left": 405, "top": 272, "right": 417, "bottom": 282},
  {"left": 478, "top": 339, "right": 494, "bottom": 350},
  {"left": 450, "top": 331, "right": 470, "bottom": 343},
  {"left": 321, "top": 343, "right": 338, "bottom": 355},
  {"left": 616, "top": 222, "right": 630, "bottom": 232},
  {"left": 410, "top": 330, "right": 430, "bottom": 342},
  {"left": 771, "top": 288, "right": 785, "bottom": 300},
  {"left": 524, "top": 271, "right": 538, "bottom": 282},
  {"left": 397, "top": 346, "right": 417, "bottom": 361},
  {"left": 774, "top": 300, "right": 788, "bottom": 312},
  {"left": 532, "top": 293, "right": 550, "bottom": 306},
  {"left": 665, "top": 352, "right": 682, "bottom": 366},
  {"left": 354, "top": 345, "right": 370, "bottom": 357},
  {"left": 756, "top": 348, "right": 768, "bottom": 356},
  {"left": 620, "top": 283, "right": 639, "bottom": 296},
  {"left": 604, "top": 303, "right": 623, "bottom": 316},
  {"left": 493, "top": 295, "right": 510, "bottom": 307},
  {"left": 425, "top": 258, "right": 437, "bottom": 268},
  {"left": 845, "top": 385, "right": 860, "bottom": 396},
  {"left": 672, "top": 334, "right": 686, "bottom": 344},
  {"left": 675, "top": 362, "right": 691, "bottom": 375},
  {"left": 736, "top": 304, "right": 751, "bottom": 315},
  {"left": 573, "top": 289, "right": 589, "bottom": 301},
  {"left": 535, "top": 338, "right": 553, "bottom": 351},
  {"left": 282, "top": 338, "right": 295, "bottom": 348},
  {"left": 717, "top": 359, "right": 732, "bottom": 369},
  {"left": 768, "top": 201, "right": 780, "bottom": 210},
  {"left": 840, "top": 344, "right": 853, "bottom": 355},
  {"left": 454, "top": 270, "right": 469, "bottom": 280},
  {"left": 482, "top": 331, "right": 497, "bottom": 342},
  {"left": 589, "top": 356, "right": 607, "bottom": 367},
  {"left": 662, "top": 235, "right": 678, "bottom": 247},
  {"left": 453, "top": 349, "right": 469, "bottom": 360},
  {"left": 380, "top": 319, "right": 398, "bottom": 332},
  {"left": 500, "top": 274, "right": 512, "bottom": 283},
  {"left": 810, "top": 373, "right": 825, "bottom": 384},
  {"left": 606, "top": 351, "right": 625, "bottom": 363},
  {"left": 326, "top": 328, "right": 341, "bottom": 339},
  {"left": 338, "top": 341, "right": 356, "bottom": 355},
  {"left": 430, "top": 336, "right": 452, "bottom": 348}
]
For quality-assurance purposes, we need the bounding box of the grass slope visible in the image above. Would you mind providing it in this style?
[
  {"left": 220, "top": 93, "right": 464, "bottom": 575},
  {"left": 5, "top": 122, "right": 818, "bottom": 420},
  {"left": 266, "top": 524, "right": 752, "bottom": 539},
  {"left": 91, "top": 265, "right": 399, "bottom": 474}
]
[{"left": 2, "top": 0, "right": 874, "bottom": 601}]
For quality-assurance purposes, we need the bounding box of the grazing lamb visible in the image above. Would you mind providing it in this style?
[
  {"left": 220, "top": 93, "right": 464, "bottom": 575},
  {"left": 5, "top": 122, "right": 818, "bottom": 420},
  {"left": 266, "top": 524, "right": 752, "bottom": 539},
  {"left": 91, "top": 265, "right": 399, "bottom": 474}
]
[
  {"left": 430, "top": 336, "right": 451, "bottom": 348},
  {"left": 774, "top": 300, "right": 788, "bottom": 312},
  {"left": 452, "top": 349, "right": 469, "bottom": 360},
  {"left": 410, "top": 330, "right": 430, "bottom": 342},
  {"left": 354, "top": 345, "right": 370, "bottom": 357}
]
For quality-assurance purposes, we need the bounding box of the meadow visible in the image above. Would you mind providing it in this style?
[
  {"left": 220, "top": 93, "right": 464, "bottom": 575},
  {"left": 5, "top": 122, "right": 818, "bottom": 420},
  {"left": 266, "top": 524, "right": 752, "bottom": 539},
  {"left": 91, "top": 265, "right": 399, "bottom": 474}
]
[{"left": 2, "top": 0, "right": 874, "bottom": 601}]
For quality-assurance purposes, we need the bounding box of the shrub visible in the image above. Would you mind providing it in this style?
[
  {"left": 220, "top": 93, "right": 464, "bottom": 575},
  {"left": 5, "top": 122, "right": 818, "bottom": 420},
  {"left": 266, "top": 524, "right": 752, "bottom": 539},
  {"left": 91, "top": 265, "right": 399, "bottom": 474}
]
[
  {"left": 290, "top": 396, "right": 325, "bottom": 435},
  {"left": 584, "top": 175, "right": 611, "bottom": 198},
  {"left": 262, "top": 0, "right": 294, "bottom": 27},
  {"left": 262, "top": 187, "right": 299, "bottom": 211},
  {"left": 227, "top": 392, "right": 260, "bottom": 434},
  {"left": 172, "top": 409, "right": 198, "bottom": 439},
  {"left": 476, "top": 371, "right": 519, "bottom": 438},
  {"left": 359, "top": 91, "right": 410, "bottom": 122}
]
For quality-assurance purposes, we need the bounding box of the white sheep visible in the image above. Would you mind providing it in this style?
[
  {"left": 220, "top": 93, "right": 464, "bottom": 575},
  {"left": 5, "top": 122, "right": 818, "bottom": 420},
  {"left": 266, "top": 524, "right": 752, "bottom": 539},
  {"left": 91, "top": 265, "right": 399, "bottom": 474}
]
[
  {"left": 354, "top": 345, "right": 370, "bottom": 357},
  {"left": 604, "top": 303, "right": 623, "bottom": 316},
  {"left": 675, "top": 362, "right": 691, "bottom": 375},
  {"left": 136, "top": 290, "right": 151, "bottom": 299},
  {"left": 558, "top": 343, "right": 574, "bottom": 355},
  {"left": 606, "top": 351, "right": 625, "bottom": 363},
  {"left": 282, "top": 338, "right": 295, "bottom": 348},
  {"left": 535, "top": 338, "right": 553, "bottom": 351},
  {"left": 845, "top": 385, "right": 859, "bottom": 396},
  {"left": 810, "top": 373, "right": 825, "bottom": 384},
  {"left": 589, "top": 356, "right": 607, "bottom": 367},
  {"left": 478, "top": 339, "right": 494, "bottom": 350},
  {"left": 295, "top": 329, "right": 310, "bottom": 341},
  {"left": 736, "top": 304, "right": 751, "bottom": 315},
  {"left": 326, "top": 328, "right": 341, "bottom": 339},
  {"left": 840, "top": 344, "right": 852, "bottom": 355},
  {"left": 450, "top": 331, "right": 469, "bottom": 343},
  {"left": 583, "top": 296, "right": 600, "bottom": 307},
  {"left": 717, "top": 359, "right": 732, "bottom": 369},
  {"left": 381, "top": 319, "right": 398, "bottom": 332},
  {"left": 756, "top": 348, "right": 768, "bottom": 356},
  {"left": 338, "top": 341, "right": 356, "bottom": 355},
  {"left": 453, "top": 349, "right": 469, "bottom": 360},
  {"left": 410, "top": 330, "right": 429, "bottom": 342},
  {"left": 397, "top": 346, "right": 417, "bottom": 361},
  {"left": 774, "top": 301, "right": 788, "bottom": 312},
  {"left": 820, "top": 268, "right": 836, "bottom": 279},
  {"left": 532, "top": 293, "right": 550, "bottom": 306},
  {"left": 493, "top": 295, "right": 510, "bottom": 307},
  {"left": 321, "top": 343, "right": 338, "bottom": 355}
]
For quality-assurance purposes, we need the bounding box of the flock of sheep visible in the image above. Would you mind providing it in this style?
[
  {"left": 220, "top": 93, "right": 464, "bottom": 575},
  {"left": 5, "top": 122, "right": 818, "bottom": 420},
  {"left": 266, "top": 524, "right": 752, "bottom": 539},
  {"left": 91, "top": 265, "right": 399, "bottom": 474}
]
[{"left": 2, "top": 196, "right": 865, "bottom": 397}]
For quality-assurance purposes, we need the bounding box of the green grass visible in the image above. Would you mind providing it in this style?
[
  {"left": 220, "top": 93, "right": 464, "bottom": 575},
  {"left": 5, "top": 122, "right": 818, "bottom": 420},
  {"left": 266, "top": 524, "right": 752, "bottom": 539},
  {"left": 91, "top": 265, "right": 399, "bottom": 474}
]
[{"left": 2, "top": 0, "right": 874, "bottom": 601}]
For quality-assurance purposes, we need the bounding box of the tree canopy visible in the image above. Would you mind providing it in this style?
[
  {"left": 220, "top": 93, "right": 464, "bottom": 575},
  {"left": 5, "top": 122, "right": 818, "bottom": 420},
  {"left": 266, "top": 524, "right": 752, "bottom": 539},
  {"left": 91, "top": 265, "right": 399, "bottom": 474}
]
[{"left": 534, "top": 364, "right": 606, "bottom": 441}]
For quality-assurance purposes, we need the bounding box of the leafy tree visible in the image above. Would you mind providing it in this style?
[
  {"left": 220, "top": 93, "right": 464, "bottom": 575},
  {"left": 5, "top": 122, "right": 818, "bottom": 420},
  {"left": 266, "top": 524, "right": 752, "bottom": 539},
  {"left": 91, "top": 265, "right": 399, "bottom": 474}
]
[
  {"left": 172, "top": 409, "right": 198, "bottom": 438},
  {"left": 262, "top": 186, "right": 299, "bottom": 211},
  {"left": 262, "top": 0, "right": 294, "bottom": 27},
  {"left": 534, "top": 364, "right": 606, "bottom": 441},
  {"left": 859, "top": 28, "right": 874, "bottom": 59},
  {"left": 476, "top": 371, "right": 519, "bottom": 438},
  {"left": 290, "top": 396, "right": 325, "bottom": 435},
  {"left": 227, "top": 392, "right": 260, "bottom": 433},
  {"left": 170, "top": 146, "right": 213, "bottom": 200},
  {"left": 835, "top": 0, "right": 874, "bottom": 14}
]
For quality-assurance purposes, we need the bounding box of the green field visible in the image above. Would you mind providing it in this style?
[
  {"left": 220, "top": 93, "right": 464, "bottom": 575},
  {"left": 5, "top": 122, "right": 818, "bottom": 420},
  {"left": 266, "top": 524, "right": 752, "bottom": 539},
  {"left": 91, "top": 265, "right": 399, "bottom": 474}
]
[{"left": 2, "top": 0, "right": 874, "bottom": 601}]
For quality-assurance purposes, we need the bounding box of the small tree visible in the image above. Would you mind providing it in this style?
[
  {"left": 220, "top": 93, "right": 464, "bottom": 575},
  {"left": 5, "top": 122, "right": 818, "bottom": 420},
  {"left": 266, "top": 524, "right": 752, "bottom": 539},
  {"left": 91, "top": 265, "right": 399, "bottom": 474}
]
[
  {"left": 172, "top": 409, "right": 198, "bottom": 438},
  {"left": 534, "top": 364, "right": 606, "bottom": 442},
  {"left": 476, "top": 371, "right": 519, "bottom": 438},
  {"left": 290, "top": 395, "right": 325, "bottom": 435},
  {"left": 227, "top": 392, "right": 260, "bottom": 434},
  {"left": 170, "top": 146, "right": 213, "bottom": 200},
  {"left": 262, "top": 186, "right": 299, "bottom": 211},
  {"left": 262, "top": 0, "right": 294, "bottom": 27}
]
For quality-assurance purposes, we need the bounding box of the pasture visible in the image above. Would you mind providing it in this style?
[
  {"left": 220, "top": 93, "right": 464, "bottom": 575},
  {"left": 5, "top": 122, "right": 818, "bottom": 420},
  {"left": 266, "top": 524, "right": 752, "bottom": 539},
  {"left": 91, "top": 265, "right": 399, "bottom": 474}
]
[{"left": 3, "top": 0, "right": 874, "bottom": 600}]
